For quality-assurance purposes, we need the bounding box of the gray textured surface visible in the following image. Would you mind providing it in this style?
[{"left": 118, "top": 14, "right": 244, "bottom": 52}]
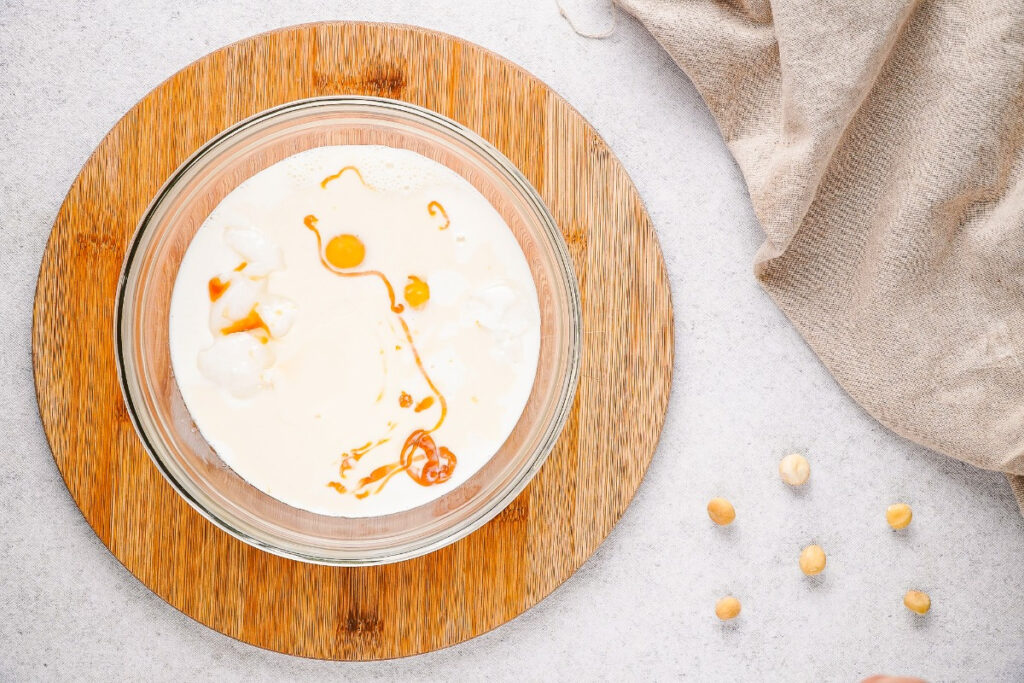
[{"left": 1, "top": 1, "right": 1022, "bottom": 681}]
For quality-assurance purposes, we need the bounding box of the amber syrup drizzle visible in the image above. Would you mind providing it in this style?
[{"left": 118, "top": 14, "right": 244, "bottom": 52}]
[
  {"left": 427, "top": 201, "right": 450, "bottom": 230},
  {"left": 208, "top": 264, "right": 269, "bottom": 342},
  {"left": 314, "top": 166, "right": 457, "bottom": 498}
]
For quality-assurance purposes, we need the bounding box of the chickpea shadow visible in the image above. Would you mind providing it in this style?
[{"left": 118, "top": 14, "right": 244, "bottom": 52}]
[
  {"left": 889, "top": 525, "right": 913, "bottom": 545},
  {"left": 712, "top": 522, "right": 738, "bottom": 539},
  {"left": 802, "top": 573, "right": 828, "bottom": 591},
  {"left": 782, "top": 478, "right": 812, "bottom": 499},
  {"left": 906, "top": 610, "right": 931, "bottom": 630},
  {"left": 719, "top": 619, "right": 742, "bottom": 633}
]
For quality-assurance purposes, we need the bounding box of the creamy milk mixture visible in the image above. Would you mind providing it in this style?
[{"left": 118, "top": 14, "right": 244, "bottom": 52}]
[{"left": 168, "top": 145, "right": 541, "bottom": 516}]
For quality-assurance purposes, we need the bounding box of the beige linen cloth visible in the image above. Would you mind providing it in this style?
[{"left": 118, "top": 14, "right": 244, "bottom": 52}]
[{"left": 617, "top": 0, "right": 1024, "bottom": 511}]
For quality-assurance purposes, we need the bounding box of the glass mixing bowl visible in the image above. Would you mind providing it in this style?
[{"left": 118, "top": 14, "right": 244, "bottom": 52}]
[{"left": 115, "top": 96, "right": 580, "bottom": 565}]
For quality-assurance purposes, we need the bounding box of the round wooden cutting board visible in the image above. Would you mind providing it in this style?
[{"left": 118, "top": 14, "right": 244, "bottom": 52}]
[{"left": 32, "top": 22, "right": 672, "bottom": 659}]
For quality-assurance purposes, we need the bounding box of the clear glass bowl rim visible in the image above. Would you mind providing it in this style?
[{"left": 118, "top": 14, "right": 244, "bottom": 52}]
[{"left": 114, "top": 95, "right": 582, "bottom": 565}]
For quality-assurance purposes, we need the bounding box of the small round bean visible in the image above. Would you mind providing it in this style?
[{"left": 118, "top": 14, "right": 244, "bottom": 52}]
[{"left": 707, "top": 498, "right": 736, "bottom": 526}]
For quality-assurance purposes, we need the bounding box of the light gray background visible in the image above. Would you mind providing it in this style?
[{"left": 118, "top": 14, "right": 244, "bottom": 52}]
[{"left": 2, "top": 1, "right": 1022, "bottom": 681}]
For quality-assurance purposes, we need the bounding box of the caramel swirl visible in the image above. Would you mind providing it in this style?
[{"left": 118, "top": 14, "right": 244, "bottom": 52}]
[
  {"left": 317, "top": 166, "right": 456, "bottom": 499},
  {"left": 320, "top": 165, "right": 372, "bottom": 190},
  {"left": 427, "top": 201, "right": 450, "bottom": 230}
]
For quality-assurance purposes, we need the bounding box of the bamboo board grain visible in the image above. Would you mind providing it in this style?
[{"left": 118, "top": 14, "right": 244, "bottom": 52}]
[{"left": 32, "top": 22, "right": 673, "bottom": 660}]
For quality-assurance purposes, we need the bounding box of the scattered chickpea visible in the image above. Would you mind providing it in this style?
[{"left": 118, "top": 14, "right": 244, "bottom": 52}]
[
  {"left": 903, "top": 590, "right": 930, "bottom": 615},
  {"left": 707, "top": 498, "right": 736, "bottom": 526},
  {"left": 886, "top": 503, "right": 913, "bottom": 530},
  {"left": 715, "top": 596, "right": 741, "bottom": 621},
  {"left": 778, "top": 452, "right": 810, "bottom": 486},
  {"left": 799, "top": 544, "right": 827, "bottom": 575}
]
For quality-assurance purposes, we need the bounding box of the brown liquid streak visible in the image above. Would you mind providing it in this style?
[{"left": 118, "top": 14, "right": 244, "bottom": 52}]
[
  {"left": 331, "top": 436, "right": 391, "bottom": 487},
  {"left": 208, "top": 277, "right": 230, "bottom": 301},
  {"left": 220, "top": 308, "right": 270, "bottom": 336},
  {"left": 358, "top": 462, "right": 403, "bottom": 488},
  {"left": 372, "top": 454, "right": 426, "bottom": 493},
  {"left": 397, "top": 316, "right": 446, "bottom": 433},
  {"left": 427, "top": 200, "right": 450, "bottom": 230},
  {"left": 304, "top": 215, "right": 404, "bottom": 314},
  {"left": 350, "top": 437, "right": 389, "bottom": 462},
  {"left": 312, "top": 169, "right": 452, "bottom": 498},
  {"left": 320, "top": 165, "right": 374, "bottom": 190},
  {"left": 343, "top": 316, "right": 448, "bottom": 494}
]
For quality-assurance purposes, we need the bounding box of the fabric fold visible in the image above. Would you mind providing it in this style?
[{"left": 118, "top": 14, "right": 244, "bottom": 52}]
[{"left": 620, "top": 0, "right": 1024, "bottom": 512}]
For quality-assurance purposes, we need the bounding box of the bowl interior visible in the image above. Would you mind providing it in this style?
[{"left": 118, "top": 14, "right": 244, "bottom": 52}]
[{"left": 116, "top": 97, "right": 580, "bottom": 564}]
